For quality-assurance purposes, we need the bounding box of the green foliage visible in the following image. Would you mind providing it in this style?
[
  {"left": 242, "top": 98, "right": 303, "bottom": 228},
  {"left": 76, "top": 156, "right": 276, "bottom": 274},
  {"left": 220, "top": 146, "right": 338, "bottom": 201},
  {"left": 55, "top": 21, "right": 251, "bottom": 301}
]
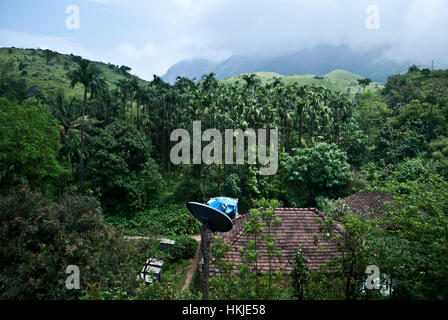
[
  {"left": 316, "top": 196, "right": 350, "bottom": 220},
  {"left": 171, "top": 236, "right": 198, "bottom": 261},
  {"left": 283, "top": 143, "right": 353, "bottom": 201},
  {"left": 392, "top": 157, "right": 432, "bottom": 182},
  {"left": 320, "top": 214, "right": 377, "bottom": 300},
  {"left": 0, "top": 98, "right": 68, "bottom": 192},
  {"left": 0, "top": 48, "right": 148, "bottom": 100},
  {"left": 356, "top": 91, "right": 391, "bottom": 147},
  {"left": 134, "top": 282, "right": 178, "bottom": 300},
  {"left": 375, "top": 175, "right": 448, "bottom": 299},
  {"left": 0, "top": 59, "right": 27, "bottom": 101},
  {"left": 429, "top": 136, "right": 448, "bottom": 160},
  {"left": 86, "top": 120, "right": 162, "bottom": 217},
  {"left": 0, "top": 187, "right": 139, "bottom": 299},
  {"left": 210, "top": 199, "right": 291, "bottom": 300},
  {"left": 105, "top": 204, "right": 200, "bottom": 237},
  {"left": 290, "top": 247, "right": 310, "bottom": 300}
]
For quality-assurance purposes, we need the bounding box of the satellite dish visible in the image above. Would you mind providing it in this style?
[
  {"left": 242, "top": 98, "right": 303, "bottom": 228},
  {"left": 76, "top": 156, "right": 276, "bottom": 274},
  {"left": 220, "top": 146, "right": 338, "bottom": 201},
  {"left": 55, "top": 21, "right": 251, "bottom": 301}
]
[{"left": 187, "top": 202, "right": 233, "bottom": 232}]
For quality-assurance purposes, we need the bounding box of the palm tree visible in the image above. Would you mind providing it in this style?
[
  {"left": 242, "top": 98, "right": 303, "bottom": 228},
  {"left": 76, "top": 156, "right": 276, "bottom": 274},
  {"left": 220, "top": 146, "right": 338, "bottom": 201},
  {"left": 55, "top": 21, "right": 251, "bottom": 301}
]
[
  {"left": 117, "top": 79, "right": 129, "bottom": 119},
  {"left": 358, "top": 78, "right": 372, "bottom": 92},
  {"left": 89, "top": 71, "right": 107, "bottom": 100},
  {"left": 48, "top": 88, "right": 78, "bottom": 140},
  {"left": 307, "top": 86, "right": 325, "bottom": 143},
  {"left": 128, "top": 77, "right": 139, "bottom": 124},
  {"left": 296, "top": 87, "right": 307, "bottom": 148},
  {"left": 68, "top": 58, "right": 98, "bottom": 193},
  {"left": 98, "top": 88, "right": 113, "bottom": 126},
  {"left": 60, "top": 135, "right": 82, "bottom": 182}
]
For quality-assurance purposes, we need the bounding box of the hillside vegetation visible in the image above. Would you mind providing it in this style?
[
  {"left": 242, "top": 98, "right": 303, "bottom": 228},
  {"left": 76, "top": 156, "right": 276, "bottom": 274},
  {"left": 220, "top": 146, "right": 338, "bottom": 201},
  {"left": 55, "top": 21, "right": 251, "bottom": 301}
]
[
  {"left": 0, "top": 47, "right": 148, "bottom": 99},
  {"left": 223, "top": 70, "right": 383, "bottom": 96}
]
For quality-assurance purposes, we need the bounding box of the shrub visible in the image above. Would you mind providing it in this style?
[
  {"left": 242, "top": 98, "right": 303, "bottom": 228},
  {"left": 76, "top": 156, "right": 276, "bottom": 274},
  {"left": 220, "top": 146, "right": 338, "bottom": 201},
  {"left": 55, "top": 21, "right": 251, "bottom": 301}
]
[
  {"left": 315, "top": 196, "right": 350, "bottom": 220},
  {"left": 0, "top": 98, "right": 68, "bottom": 193},
  {"left": 0, "top": 187, "right": 139, "bottom": 299},
  {"left": 171, "top": 236, "right": 198, "bottom": 261},
  {"left": 282, "top": 143, "right": 353, "bottom": 202}
]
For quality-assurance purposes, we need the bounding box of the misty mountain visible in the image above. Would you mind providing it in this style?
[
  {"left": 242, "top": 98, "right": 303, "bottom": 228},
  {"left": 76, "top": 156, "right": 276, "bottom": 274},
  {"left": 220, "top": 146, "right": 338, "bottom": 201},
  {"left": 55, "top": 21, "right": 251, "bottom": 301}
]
[{"left": 162, "top": 44, "right": 412, "bottom": 84}]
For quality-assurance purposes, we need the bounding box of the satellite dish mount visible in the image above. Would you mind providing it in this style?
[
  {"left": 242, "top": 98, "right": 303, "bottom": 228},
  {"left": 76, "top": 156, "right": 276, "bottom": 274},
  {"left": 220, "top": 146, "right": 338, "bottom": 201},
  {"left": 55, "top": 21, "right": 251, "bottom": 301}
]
[{"left": 186, "top": 202, "right": 233, "bottom": 300}]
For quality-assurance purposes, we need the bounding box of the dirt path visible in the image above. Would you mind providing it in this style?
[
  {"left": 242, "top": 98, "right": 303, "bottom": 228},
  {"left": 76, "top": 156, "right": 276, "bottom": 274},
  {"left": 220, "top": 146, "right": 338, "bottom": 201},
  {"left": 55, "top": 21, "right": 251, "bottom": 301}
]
[{"left": 181, "top": 234, "right": 201, "bottom": 292}]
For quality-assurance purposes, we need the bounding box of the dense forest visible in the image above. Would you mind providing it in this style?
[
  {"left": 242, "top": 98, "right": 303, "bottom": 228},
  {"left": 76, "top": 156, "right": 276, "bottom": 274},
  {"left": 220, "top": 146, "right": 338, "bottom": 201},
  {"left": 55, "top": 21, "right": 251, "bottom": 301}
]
[{"left": 1, "top": 47, "right": 448, "bottom": 300}]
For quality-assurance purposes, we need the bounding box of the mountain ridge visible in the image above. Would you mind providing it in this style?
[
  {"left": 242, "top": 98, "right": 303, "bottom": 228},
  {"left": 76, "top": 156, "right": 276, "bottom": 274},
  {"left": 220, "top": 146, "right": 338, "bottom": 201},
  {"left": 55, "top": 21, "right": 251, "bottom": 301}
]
[{"left": 162, "top": 44, "right": 414, "bottom": 84}]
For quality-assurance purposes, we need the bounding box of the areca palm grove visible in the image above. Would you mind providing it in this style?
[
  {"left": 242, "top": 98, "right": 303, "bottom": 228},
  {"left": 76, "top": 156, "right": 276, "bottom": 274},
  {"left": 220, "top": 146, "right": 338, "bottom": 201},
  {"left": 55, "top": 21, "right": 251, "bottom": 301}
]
[{"left": 77, "top": 71, "right": 358, "bottom": 208}]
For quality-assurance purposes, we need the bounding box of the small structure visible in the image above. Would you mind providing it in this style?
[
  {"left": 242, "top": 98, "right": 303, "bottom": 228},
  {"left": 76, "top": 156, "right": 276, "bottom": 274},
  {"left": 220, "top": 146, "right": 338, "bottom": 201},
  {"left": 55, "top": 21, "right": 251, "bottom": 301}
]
[
  {"left": 159, "top": 238, "right": 176, "bottom": 252},
  {"left": 137, "top": 258, "right": 164, "bottom": 284}
]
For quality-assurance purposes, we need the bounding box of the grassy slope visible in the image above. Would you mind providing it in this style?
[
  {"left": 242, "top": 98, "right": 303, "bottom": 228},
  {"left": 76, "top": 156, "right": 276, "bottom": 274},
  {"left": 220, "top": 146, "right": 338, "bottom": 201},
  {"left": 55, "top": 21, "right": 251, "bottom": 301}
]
[
  {"left": 0, "top": 47, "right": 148, "bottom": 99},
  {"left": 222, "top": 69, "right": 384, "bottom": 95}
]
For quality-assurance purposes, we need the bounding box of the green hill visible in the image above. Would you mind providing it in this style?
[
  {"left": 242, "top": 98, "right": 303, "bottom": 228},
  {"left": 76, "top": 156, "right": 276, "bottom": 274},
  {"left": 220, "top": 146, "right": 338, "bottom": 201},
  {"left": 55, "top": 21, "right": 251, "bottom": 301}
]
[
  {"left": 222, "top": 69, "right": 383, "bottom": 95},
  {"left": 0, "top": 47, "right": 148, "bottom": 99}
]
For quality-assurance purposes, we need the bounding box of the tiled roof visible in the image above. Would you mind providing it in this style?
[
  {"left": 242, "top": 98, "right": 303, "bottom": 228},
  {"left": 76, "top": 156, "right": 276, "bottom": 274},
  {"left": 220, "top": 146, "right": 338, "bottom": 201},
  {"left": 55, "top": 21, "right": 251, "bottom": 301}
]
[
  {"left": 209, "top": 208, "right": 344, "bottom": 276},
  {"left": 342, "top": 191, "right": 395, "bottom": 219}
]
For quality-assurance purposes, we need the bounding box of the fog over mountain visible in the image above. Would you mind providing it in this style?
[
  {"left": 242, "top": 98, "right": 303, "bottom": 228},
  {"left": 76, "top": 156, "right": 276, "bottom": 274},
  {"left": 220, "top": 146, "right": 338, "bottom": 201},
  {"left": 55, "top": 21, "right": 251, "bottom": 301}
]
[
  {"left": 162, "top": 44, "right": 420, "bottom": 84},
  {"left": 1, "top": 1, "right": 447, "bottom": 81}
]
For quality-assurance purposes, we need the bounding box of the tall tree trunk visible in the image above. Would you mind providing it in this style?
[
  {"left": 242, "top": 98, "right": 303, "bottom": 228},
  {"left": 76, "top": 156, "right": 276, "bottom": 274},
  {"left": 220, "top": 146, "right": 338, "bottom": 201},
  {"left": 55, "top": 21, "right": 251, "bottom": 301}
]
[
  {"left": 80, "top": 87, "right": 87, "bottom": 193},
  {"left": 161, "top": 102, "right": 166, "bottom": 174},
  {"left": 298, "top": 107, "right": 304, "bottom": 148},
  {"left": 103, "top": 102, "right": 108, "bottom": 127},
  {"left": 130, "top": 97, "right": 134, "bottom": 123},
  {"left": 137, "top": 101, "right": 140, "bottom": 129}
]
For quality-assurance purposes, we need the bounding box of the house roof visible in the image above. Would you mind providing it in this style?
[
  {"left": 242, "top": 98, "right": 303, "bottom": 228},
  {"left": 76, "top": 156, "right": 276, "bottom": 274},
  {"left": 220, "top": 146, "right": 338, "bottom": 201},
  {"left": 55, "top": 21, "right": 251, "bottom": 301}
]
[
  {"left": 342, "top": 191, "right": 395, "bottom": 219},
  {"left": 209, "top": 208, "right": 344, "bottom": 276}
]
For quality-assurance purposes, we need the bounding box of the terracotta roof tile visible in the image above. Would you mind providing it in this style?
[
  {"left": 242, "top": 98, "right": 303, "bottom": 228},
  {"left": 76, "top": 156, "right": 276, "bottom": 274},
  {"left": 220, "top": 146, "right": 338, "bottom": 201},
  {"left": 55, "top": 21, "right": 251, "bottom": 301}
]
[
  {"left": 209, "top": 208, "right": 343, "bottom": 276},
  {"left": 342, "top": 191, "right": 395, "bottom": 219}
]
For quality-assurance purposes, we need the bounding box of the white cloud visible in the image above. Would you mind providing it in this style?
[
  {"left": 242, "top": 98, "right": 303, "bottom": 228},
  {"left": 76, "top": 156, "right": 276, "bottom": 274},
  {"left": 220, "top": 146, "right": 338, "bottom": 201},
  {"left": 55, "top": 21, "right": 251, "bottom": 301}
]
[
  {"left": 0, "top": 29, "right": 95, "bottom": 60},
  {"left": 108, "top": 38, "right": 230, "bottom": 80},
  {"left": 382, "top": 0, "right": 448, "bottom": 66}
]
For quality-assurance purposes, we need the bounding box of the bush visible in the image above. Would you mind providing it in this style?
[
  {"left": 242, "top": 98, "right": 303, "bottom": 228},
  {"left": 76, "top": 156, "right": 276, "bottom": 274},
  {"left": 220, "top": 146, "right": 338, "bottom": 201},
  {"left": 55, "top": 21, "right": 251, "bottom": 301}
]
[
  {"left": 282, "top": 143, "right": 353, "bottom": 202},
  {"left": 315, "top": 196, "right": 350, "bottom": 220},
  {"left": 392, "top": 157, "right": 431, "bottom": 182},
  {"left": 171, "top": 236, "right": 198, "bottom": 261},
  {"left": 0, "top": 98, "right": 68, "bottom": 193},
  {"left": 0, "top": 187, "right": 139, "bottom": 299}
]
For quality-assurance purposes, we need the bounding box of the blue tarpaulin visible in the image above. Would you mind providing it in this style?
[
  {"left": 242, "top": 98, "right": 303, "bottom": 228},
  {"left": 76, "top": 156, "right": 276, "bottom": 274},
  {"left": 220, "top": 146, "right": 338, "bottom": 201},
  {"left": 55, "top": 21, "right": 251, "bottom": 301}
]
[{"left": 207, "top": 197, "right": 238, "bottom": 220}]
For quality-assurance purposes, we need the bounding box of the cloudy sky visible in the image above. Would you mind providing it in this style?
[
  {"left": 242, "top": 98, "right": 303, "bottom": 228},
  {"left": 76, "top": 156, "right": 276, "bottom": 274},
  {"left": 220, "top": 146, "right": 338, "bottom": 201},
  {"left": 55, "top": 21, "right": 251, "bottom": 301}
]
[{"left": 1, "top": 0, "right": 447, "bottom": 80}]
